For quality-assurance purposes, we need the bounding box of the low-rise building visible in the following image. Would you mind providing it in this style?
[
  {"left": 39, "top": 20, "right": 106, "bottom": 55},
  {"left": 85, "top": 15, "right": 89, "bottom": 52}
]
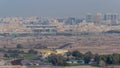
[
  {"left": 40, "top": 49, "right": 68, "bottom": 58},
  {"left": 25, "top": 25, "right": 57, "bottom": 35},
  {"left": 55, "top": 49, "right": 68, "bottom": 55}
]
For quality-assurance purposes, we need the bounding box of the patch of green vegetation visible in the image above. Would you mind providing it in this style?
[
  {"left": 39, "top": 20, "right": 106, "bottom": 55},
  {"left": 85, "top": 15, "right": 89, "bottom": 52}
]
[
  {"left": 23, "top": 54, "right": 36, "bottom": 59},
  {"left": 3, "top": 58, "right": 11, "bottom": 60}
]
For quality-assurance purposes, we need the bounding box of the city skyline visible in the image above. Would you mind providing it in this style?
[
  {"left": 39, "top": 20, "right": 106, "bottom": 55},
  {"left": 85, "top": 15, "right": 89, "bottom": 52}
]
[{"left": 0, "top": 0, "right": 120, "bottom": 17}]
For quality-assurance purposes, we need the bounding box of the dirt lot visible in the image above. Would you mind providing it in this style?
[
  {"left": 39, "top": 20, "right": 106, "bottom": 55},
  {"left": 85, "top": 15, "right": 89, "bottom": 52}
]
[{"left": 1, "top": 33, "right": 120, "bottom": 54}]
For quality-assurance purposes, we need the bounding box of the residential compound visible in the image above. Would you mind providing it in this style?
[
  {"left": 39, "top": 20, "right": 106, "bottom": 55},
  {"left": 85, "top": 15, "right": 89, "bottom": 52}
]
[
  {"left": 0, "top": 17, "right": 58, "bottom": 35},
  {"left": 0, "top": 13, "right": 120, "bottom": 36}
]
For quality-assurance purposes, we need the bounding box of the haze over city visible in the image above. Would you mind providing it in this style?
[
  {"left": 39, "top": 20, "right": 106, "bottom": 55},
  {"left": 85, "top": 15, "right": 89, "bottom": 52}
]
[
  {"left": 0, "top": 0, "right": 119, "bottom": 17},
  {"left": 0, "top": 0, "right": 120, "bottom": 68}
]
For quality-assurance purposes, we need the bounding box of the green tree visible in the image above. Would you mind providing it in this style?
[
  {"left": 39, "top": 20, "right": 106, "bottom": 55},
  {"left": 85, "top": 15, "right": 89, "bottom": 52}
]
[
  {"left": 28, "top": 49, "right": 38, "bottom": 54},
  {"left": 112, "top": 53, "right": 120, "bottom": 64},
  {"left": 48, "top": 54, "right": 67, "bottom": 66},
  {"left": 9, "top": 53, "right": 19, "bottom": 58},
  {"left": 94, "top": 53, "right": 100, "bottom": 64},
  {"left": 84, "top": 51, "right": 93, "bottom": 64},
  {"left": 99, "top": 60, "right": 106, "bottom": 67},
  {"left": 4, "top": 54, "right": 9, "bottom": 58},
  {"left": 106, "top": 55, "right": 113, "bottom": 64},
  {"left": 16, "top": 44, "right": 23, "bottom": 49},
  {"left": 66, "top": 51, "right": 72, "bottom": 56},
  {"left": 99, "top": 55, "right": 108, "bottom": 63},
  {"left": 72, "top": 50, "right": 83, "bottom": 59}
]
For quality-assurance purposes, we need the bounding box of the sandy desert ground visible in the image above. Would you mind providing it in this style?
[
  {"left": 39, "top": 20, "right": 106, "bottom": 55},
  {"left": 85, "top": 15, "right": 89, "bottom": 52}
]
[{"left": 0, "top": 33, "right": 120, "bottom": 54}]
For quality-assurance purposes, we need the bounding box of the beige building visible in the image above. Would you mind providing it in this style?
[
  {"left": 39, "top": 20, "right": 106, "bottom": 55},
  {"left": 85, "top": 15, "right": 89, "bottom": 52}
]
[{"left": 56, "top": 49, "right": 68, "bottom": 55}]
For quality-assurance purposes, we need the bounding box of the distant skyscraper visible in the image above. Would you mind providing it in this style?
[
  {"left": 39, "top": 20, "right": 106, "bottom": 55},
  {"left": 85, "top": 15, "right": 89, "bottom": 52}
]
[
  {"left": 93, "top": 13, "right": 102, "bottom": 24},
  {"left": 104, "top": 13, "right": 119, "bottom": 21},
  {"left": 86, "top": 13, "right": 93, "bottom": 23},
  {"left": 65, "top": 17, "right": 76, "bottom": 25},
  {"left": 104, "top": 13, "right": 119, "bottom": 24}
]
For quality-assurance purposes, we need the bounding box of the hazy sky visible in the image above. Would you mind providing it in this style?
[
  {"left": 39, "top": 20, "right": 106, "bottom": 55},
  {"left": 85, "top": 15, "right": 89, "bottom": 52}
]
[{"left": 0, "top": 0, "right": 120, "bottom": 17}]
